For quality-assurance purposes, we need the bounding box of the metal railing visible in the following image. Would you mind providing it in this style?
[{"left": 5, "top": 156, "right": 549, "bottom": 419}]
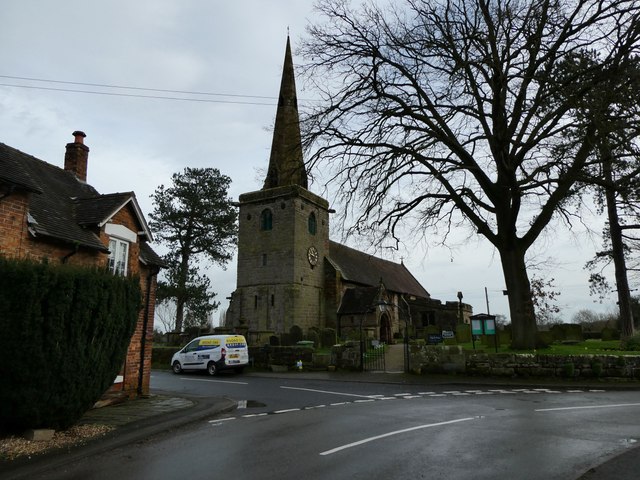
[{"left": 362, "top": 342, "right": 386, "bottom": 372}]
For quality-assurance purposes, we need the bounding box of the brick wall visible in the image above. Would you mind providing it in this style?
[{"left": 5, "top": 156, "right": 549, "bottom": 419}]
[
  {"left": 0, "top": 192, "right": 29, "bottom": 258},
  {"left": 119, "top": 266, "right": 157, "bottom": 397}
]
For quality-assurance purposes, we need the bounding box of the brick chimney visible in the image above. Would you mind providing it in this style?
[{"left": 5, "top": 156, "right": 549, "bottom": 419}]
[{"left": 64, "top": 131, "right": 89, "bottom": 182}]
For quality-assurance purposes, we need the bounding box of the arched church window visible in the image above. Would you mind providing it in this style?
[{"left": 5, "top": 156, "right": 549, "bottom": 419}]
[
  {"left": 308, "top": 212, "right": 317, "bottom": 235},
  {"left": 260, "top": 209, "right": 273, "bottom": 231}
]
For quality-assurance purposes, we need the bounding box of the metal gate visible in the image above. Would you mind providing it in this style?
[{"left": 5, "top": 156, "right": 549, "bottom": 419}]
[{"left": 362, "top": 342, "right": 386, "bottom": 372}]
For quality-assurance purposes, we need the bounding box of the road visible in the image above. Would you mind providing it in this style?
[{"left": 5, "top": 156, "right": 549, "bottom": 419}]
[{"left": 26, "top": 371, "right": 640, "bottom": 479}]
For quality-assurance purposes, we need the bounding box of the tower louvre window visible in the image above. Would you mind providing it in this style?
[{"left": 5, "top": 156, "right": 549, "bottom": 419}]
[
  {"left": 308, "top": 212, "right": 317, "bottom": 235},
  {"left": 260, "top": 209, "right": 273, "bottom": 231}
]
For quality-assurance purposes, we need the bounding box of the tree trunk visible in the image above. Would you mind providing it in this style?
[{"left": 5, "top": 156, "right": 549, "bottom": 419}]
[
  {"left": 174, "top": 252, "right": 190, "bottom": 333},
  {"left": 500, "top": 247, "right": 538, "bottom": 349},
  {"left": 602, "top": 143, "right": 634, "bottom": 339}
]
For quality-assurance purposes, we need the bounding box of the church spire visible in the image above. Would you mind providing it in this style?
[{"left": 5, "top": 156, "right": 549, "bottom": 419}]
[{"left": 263, "top": 36, "right": 308, "bottom": 190}]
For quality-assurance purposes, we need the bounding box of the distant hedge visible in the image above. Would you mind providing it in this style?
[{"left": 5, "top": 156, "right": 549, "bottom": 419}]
[{"left": 0, "top": 257, "right": 141, "bottom": 432}]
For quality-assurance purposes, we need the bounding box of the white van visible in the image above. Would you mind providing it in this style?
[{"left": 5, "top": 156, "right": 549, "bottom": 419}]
[{"left": 171, "top": 334, "right": 249, "bottom": 376}]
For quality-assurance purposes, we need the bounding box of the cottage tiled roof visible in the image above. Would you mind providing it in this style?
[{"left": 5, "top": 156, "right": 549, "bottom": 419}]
[
  {"left": 0, "top": 142, "right": 108, "bottom": 251},
  {"left": 75, "top": 193, "right": 135, "bottom": 225},
  {"left": 328, "top": 240, "right": 430, "bottom": 299},
  {"left": 0, "top": 141, "right": 158, "bottom": 260},
  {"left": 139, "top": 241, "right": 167, "bottom": 268},
  {"left": 0, "top": 144, "right": 43, "bottom": 193}
]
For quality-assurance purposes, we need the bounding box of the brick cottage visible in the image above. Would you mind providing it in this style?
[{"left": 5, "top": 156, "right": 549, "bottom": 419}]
[{"left": 0, "top": 131, "right": 164, "bottom": 398}]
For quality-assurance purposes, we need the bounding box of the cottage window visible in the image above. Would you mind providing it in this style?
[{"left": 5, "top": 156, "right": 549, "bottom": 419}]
[{"left": 108, "top": 238, "right": 129, "bottom": 275}]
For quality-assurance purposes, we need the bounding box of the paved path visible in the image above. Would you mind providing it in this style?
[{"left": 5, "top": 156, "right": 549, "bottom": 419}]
[{"left": 385, "top": 343, "right": 405, "bottom": 373}]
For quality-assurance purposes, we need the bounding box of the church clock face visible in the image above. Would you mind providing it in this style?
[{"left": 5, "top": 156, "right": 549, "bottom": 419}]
[{"left": 307, "top": 246, "right": 319, "bottom": 266}]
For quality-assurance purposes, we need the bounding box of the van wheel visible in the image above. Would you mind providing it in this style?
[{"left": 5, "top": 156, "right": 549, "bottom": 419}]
[
  {"left": 207, "top": 362, "right": 218, "bottom": 376},
  {"left": 172, "top": 361, "right": 182, "bottom": 374}
]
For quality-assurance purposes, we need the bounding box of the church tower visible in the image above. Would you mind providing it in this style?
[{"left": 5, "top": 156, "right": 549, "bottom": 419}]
[{"left": 230, "top": 37, "right": 330, "bottom": 345}]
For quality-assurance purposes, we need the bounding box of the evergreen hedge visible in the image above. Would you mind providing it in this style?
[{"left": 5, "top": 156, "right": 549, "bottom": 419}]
[{"left": 0, "top": 257, "right": 141, "bottom": 432}]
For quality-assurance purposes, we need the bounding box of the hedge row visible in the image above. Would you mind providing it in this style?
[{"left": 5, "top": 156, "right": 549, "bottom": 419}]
[{"left": 0, "top": 257, "right": 141, "bottom": 432}]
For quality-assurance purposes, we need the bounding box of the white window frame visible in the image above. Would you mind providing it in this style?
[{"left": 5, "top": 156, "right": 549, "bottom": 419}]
[
  {"left": 108, "top": 238, "right": 129, "bottom": 276},
  {"left": 105, "top": 223, "right": 137, "bottom": 276}
]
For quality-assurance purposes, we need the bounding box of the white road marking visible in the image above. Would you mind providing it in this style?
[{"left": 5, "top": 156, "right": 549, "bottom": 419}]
[
  {"left": 181, "top": 378, "right": 248, "bottom": 385},
  {"left": 280, "top": 386, "right": 375, "bottom": 398},
  {"left": 274, "top": 408, "right": 301, "bottom": 414},
  {"left": 208, "top": 417, "right": 236, "bottom": 424},
  {"left": 319, "top": 418, "right": 476, "bottom": 456},
  {"left": 536, "top": 403, "right": 640, "bottom": 412}
]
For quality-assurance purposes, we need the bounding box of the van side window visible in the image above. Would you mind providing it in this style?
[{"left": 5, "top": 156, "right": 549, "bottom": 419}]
[{"left": 184, "top": 340, "right": 199, "bottom": 353}]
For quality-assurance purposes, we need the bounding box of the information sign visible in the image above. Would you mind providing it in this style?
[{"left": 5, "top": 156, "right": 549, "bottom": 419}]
[
  {"left": 484, "top": 318, "right": 496, "bottom": 335},
  {"left": 471, "top": 319, "right": 484, "bottom": 335}
]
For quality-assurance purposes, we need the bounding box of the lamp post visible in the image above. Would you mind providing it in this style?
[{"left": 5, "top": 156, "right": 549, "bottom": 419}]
[{"left": 457, "top": 291, "right": 464, "bottom": 325}]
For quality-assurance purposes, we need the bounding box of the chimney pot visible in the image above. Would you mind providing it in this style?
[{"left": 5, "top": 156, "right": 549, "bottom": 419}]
[{"left": 72, "top": 131, "right": 86, "bottom": 144}]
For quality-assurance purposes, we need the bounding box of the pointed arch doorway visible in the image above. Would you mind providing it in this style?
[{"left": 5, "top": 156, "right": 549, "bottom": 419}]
[{"left": 379, "top": 313, "right": 391, "bottom": 344}]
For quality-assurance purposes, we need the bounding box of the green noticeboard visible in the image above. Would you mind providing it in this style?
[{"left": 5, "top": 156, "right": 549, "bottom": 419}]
[
  {"left": 484, "top": 318, "right": 496, "bottom": 335},
  {"left": 471, "top": 319, "right": 484, "bottom": 335}
]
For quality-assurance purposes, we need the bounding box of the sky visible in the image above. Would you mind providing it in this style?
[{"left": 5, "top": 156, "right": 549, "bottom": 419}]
[{"left": 0, "top": 1, "right": 620, "bottom": 325}]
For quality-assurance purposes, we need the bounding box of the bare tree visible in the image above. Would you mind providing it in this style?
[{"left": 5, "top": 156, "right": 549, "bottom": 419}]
[
  {"left": 300, "top": 0, "right": 640, "bottom": 348},
  {"left": 530, "top": 276, "right": 561, "bottom": 326},
  {"left": 155, "top": 299, "right": 177, "bottom": 333}
]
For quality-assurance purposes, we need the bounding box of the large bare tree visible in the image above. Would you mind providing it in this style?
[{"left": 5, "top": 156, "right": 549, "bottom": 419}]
[{"left": 300, "top": 0, "right": 640, "bottom": 348}]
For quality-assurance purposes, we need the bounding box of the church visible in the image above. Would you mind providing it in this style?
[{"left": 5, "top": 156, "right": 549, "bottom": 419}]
[{"left": 226, "top": 37, "right": 471, "bottom": 346}]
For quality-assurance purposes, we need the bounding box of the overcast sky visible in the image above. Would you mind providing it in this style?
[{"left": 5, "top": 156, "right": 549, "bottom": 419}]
[{"left": 0, "top": 1, "right": 618, "bottom": 324}]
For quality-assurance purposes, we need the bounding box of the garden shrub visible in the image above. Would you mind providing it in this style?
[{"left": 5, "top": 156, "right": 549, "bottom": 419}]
[
  {"left": 152, "top": 346, "right": 181, "bottom": 369},
  {"left": 602, "top": 327, "right": 620, "bottom": 341},
  {"left": 0, "top": 257, "right": 141, "bottom": 432},
  {"left": 622, "top": 334, "right": 640, "bottom": 351}
]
